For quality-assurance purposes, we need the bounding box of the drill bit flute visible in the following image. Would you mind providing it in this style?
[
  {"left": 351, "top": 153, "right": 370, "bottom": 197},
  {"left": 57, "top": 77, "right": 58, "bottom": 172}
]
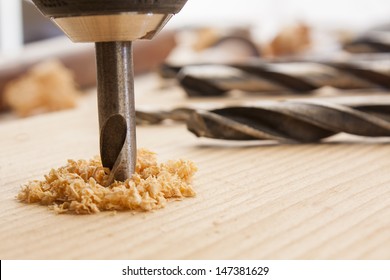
[
  {"left": 31, "top": 0, "right": 188, "bottom": 183},
  {"left": 135, "top": 99, "right": 390, "bottom": 142},
  {"left": 159, "top": 54, "right": 390, "bottom": 96},
  {"left": 96, "top": 42, "right": 136, "bottom": 183}
]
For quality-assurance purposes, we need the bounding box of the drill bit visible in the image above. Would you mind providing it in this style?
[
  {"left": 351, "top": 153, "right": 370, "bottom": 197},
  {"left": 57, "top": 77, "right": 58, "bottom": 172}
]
[
  {"left": 30, "top": 0, "right": 188, "bottom": 183},
  {"left": 133, "top": 98, "right": 390, "bottom": 142},
  {"left": 96, "top": 42, "right": 136, "bottom": 183},
  {"left": 344, "top": 31, "right": 390, "bottom": 53},
  {"left": 186, "top": 100, "right": 390, "bottom": 143},
  {"left": 159, "top": 54, "right": 390, "bottom": 97},
  {"left": 136, "top": 107, "right": 194, "bottom": 125}
]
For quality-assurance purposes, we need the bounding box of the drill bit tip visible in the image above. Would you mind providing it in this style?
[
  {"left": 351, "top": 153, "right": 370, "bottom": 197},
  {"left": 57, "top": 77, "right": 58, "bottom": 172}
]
[{"left": 96, "top": 41, "right": 137, "bottom": 184}]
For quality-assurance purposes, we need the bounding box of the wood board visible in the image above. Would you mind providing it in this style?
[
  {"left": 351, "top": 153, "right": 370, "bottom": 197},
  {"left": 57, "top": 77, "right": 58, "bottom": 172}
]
[{"left": 0, "top": 80, "right": 390, "bottom": 259}]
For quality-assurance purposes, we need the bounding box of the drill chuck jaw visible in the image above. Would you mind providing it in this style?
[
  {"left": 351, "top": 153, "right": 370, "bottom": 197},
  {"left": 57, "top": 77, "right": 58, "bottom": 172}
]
[{"left": 31, "top": 0, "right": 188, "bottom": 42}]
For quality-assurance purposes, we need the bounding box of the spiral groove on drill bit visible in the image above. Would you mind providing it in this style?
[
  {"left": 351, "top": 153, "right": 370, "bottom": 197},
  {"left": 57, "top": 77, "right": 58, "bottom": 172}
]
[
  {"left": 159, "top": 55, "right": 390, "bottom": 97},
  {"left": 186, "top": 100, "right": 390, "bottom": 142},
  {"left": 136, "top": 108, "right": 194, "bottom": 125},
  {"left": 344, "top": 31, "right": 390, "bottom": 53},
  {"left": 134, "top": 99, "right": 390, "bottom": 143}
]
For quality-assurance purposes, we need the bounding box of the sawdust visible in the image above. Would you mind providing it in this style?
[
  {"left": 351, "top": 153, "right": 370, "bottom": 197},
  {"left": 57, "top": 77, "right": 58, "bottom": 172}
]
[
  {"left": 263, "top": 23, "right": 311, "bottom": 58},
  {"left": 4, "top": 60, "right": 80, "bottom": 117},
  {"left": 17, "top": 149, "right": 197, "bottom": 214}
]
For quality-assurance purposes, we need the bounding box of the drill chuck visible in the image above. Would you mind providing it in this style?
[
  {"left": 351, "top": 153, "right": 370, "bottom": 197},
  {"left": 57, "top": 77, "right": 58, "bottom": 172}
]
[
  {"left": 31, "top": 0, "right": 187, "bottom": 17},
  {"left": 31, "top": 0, "right": 188, "bottom": 42}
]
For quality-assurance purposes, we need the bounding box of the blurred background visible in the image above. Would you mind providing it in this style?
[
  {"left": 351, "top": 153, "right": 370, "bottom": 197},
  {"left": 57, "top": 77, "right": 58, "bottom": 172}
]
[
  {"left": 1, "top": 0, "right": 389, "bottom": 51},
  {"left": 0, "top": 0, "right": 390, "bottom": 116}
]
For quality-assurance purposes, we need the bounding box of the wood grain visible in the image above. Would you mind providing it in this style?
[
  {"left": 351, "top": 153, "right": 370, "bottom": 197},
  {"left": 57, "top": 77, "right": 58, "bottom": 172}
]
[{"left": 0, "top": 82, "right": 390, "bottom": 259}]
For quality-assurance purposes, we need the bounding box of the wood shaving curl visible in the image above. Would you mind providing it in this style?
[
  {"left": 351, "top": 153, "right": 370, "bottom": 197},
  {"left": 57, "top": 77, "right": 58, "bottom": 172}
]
[{"left": 17, "top": 149, "right": 197, "bottom": 214}]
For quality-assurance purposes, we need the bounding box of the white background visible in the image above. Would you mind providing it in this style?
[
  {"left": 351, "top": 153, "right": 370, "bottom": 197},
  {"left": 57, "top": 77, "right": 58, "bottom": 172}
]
[
  {"left": 1, "top": 0, "right": 390, "bottom": 53},
  {"left": 173, "top": 0, "right": 390, "bottom": 29},
  {"left": 2, "top": 260, "right": 390, "bottom": 280},
  {"left": 170, "top": 0, "right": 390, "bottom": 41}
]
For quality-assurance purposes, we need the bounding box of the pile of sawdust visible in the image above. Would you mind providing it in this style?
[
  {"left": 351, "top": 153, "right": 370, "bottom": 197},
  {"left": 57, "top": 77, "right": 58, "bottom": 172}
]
[
  {"left": 17, "top": 149, "right": 197, "bottom": 214},
  {"left": 4, "top": 60, "right": 80, "bottom": 117}
]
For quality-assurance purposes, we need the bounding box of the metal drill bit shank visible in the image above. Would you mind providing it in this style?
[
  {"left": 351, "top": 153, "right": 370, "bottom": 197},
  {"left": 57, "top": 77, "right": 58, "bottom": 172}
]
[{"left": 96, "top": 42, "right": 136, "bottom": 182}]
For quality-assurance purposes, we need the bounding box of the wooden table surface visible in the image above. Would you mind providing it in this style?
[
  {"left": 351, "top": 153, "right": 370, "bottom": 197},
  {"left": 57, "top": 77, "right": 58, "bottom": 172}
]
[{"left": 0, "top": 74, "right": 390, "bottom": 259}]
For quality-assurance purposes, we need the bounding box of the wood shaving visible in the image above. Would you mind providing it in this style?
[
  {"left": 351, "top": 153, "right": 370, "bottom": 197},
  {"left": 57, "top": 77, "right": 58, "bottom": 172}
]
[
  {"left": 4, "top": 60, "right": 81, "bottom": 117},
  {"left": 263, "top": 23, "right": 311, "bottom": 58},
  {"left": 17, "top": 149, "right": 197, "bottom": 214}
]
